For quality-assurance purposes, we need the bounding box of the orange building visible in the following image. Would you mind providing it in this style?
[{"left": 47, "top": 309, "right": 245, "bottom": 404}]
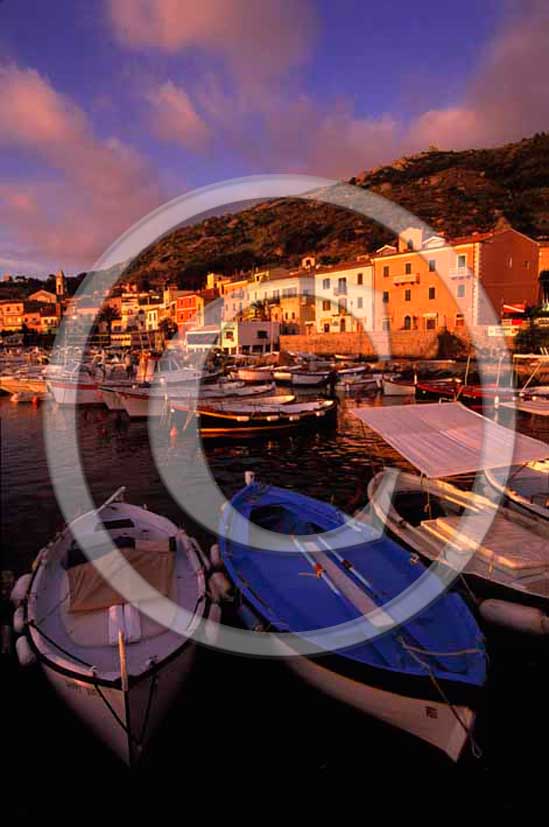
[
  {"left": 176, "top": 290, "right": 220, "bottom": 333},
  {"left": 372, "top": 226, "right": 539, "bottom": 332}
]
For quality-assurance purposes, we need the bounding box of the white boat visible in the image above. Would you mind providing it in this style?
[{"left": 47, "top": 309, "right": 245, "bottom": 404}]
[
  {"left": 351, "top": 402, "right": 549, "bottom": 634},
  {"left": 382, "top": 377, "right": 416, "bottom": 396},
  {"left": 117, "top": 382, "right": 277, "bottom": 419},
  {"left": 290, "top": 371, "right": 330, "bottom": 387},
  {"left": 340, "top": 375, "right": 380, "bottom": 393},
  {"left": 0, "top": 368, "right": 48, "bottom": 395},
  {"left": 47, "top": 371, "right": 104, "bottom": 406},
  {"left": 12, "top": 488, "right": 214, "bottom": 765},
  {"left": 485, "top": 460, "right": 549, "bottom": 520},
  {"left": 236, "top": 366, "right": 275, "bottom": 383}
]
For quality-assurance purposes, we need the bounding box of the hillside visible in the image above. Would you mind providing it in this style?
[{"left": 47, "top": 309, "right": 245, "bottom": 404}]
[{"left": 125, "top": 132, "right": 549, "bottom": 289}]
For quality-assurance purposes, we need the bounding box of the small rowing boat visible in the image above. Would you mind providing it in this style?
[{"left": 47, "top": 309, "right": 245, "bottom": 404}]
[
  {"left": 11, "top": 487, "right": 215, "bottom": 765},
  {"left": 218, "top": 479, "right": 486, "bottom": 760},
  {"left": 170, "top": 398, "right": 337, "bottom": 438}
]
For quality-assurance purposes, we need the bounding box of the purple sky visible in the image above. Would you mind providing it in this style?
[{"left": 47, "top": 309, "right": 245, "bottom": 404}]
[{"left": 0, "top": 0, "right": 547, "bottom": 275}]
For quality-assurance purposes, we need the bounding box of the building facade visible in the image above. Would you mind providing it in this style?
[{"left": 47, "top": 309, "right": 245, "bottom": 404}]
[{"left": 314, "top": 261, "right": 374, "bottom": 334}]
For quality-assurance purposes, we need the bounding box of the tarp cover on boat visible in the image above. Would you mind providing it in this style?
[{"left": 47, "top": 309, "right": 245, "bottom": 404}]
[
  {"left": 68, "top": 541, "right": 174, "bottom": 613},
  {"left": 351, "top": 402, "right": 549, "bottom": 477},
  {"left": 219, "top": 483, "right": 486, "bottom": 686}
]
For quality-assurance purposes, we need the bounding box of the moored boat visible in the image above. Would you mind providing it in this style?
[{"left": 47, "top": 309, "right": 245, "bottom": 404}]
[
  {"left": 290, "top": 371, "right": 330, "bottom": 387},
  {"left": 170, "top": 398, "right": 337, "bottom": 438},
  {"left": 236, "top": 366, "right": 275, "bottom": 383},
  {"left": 352, "top": 402, "right": 549, "bottom": 633},
  {"left": 116, "top": 382, "right": 277, "bottom": 419},
  {"left": 218, "top": 479, "right": 487, "bottom": 761},
  {"left": 484, "top": 460, "right": 549, "bottom": 520},
  {"left": 11, "top": 487, "right": 214, "bottom": 765},
  {"left": 382, "top": 377, "right": 416, "bottom": 396}
]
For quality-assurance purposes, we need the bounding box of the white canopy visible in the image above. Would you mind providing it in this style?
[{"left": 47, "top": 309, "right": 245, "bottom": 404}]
[{"left": 350, "top": 402, "right": 549, "bottom": 478}]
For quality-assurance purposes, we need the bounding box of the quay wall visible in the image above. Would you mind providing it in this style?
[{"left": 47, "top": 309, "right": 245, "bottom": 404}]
[{"left": 279, "top": 328, "right": 513, "bottom": 359}]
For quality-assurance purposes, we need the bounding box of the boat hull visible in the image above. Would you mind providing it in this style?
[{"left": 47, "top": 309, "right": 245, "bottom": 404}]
[
  {"left": 383, "top": 379, "right": 415, "bottom": 396},
  {"left": 39, "top": 640, "right": 196, "bottom": 765},
  {"left": 289, "top": 655, "right": 475, "bottom": 762},
  {"left": 48, "top": 379, "right": 103, "bottom": 406},
  {"left": 0, "top": 376, "right": 47, "bottom": 395}
]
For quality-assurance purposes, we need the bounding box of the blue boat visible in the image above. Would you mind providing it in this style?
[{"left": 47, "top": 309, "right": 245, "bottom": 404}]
[{"left": 219, "top": 480, "right": 487, "bottom": 761}]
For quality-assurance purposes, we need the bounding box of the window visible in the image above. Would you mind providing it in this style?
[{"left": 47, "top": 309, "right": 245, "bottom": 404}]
[
  {"left": 425, "top": 317, "right": 436, "bottom": 330},
  {"left": 273, "top": 289, "right": 280, "bottom": 299},
  {"left": 457, "top": 284, "right": 465, "bottom": 298},
  {"left": 405, "top": 263, "right": 412, "bottom": 275},
  {"left": 383, "top": 265, "right": 389, "bottom": 277},
  {"left": 382, "top": 291, "right": 389, "bottom": 303},
  {"left": 357, "top": 273, "right": 363, "bottom": 285},
  {"left": 457, "top": 254, "right": 467, "bottom": 269},
  {"left": 338, "top": 298, "right": 347, "bottom": 313},
  {"left": 322, "top": 278, "right": 330, "bottom": 290},
  {"left": 291, "top": 312, "right": 295, "bottom": 320},
  {"left": 323, "top": 323, "right": 330, "bottom": 333},
  {"left": 322, "top": 300, "right": 331, "bottom": 311},
  {"left": 404, "top": 289, "right": 411, "bottom": 302},
  {"left": 428, "top": 259, "right": 436, "bottom": 272},
  {"left": 407, "top": 239, "right": 414, "bottom": 251},
  {"left": 357, "top": 297, "right": 363, "bottom": 309},
  {"left": 382, "top": 318, "right": 390, "bottom": 331},
  {"left": 428, "top": 287, "right": 436, "bottom": 300},
  {"left": 257, "top": 330, "right": 268, "bottom": 339},
  {"left": 455, "top": 314, "right": 465, "bottom": 328},
  {"left": 403, "top": 315, "right": 411, "bottom": 330}
]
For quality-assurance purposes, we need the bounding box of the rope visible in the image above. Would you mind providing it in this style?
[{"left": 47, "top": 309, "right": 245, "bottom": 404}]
[
  {"left": 398, "top": 635, "right": 482, "bottom": 759},
  {"left": 28, "top": 620, "right": 94, "bottom": 669}
]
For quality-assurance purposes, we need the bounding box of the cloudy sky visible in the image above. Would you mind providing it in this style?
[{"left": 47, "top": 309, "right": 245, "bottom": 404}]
[{"left": 0, "top": 0, "right": 547, "bottom": 275}]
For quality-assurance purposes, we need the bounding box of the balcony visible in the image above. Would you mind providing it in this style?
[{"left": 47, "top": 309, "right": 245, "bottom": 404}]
[
  {"left": 449, "top": 268, "right": 472, "bottom": 279},
  {"left": 393, "top": 274, "right": 420, "bottom": 286},
  {"left": 333, "top": 286, "right": 348, "bottom": 296}
]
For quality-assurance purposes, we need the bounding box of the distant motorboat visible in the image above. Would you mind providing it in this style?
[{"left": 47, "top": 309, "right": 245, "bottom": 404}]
[{"left": 12, "top": 487, "right": 215, "bottom": 765}]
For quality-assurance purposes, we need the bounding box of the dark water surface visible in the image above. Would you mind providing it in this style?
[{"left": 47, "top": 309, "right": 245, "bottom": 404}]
[{"left": 1, "top": 395, "right": 547, "bottom": 815}]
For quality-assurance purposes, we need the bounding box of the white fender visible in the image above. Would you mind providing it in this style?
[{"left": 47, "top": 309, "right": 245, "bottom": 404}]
[
  {"left": 208, "top": 571, "right": 233, "bottom": 604},
  {"left": 13, "top": 606, "right": 25, "bottom": 635},
  {"left": 16, "top": 636, "right": 37, "bottom": 667},
  {"left": 10, "top": 573, "right": 32, "bottom": 607},
  {"left": 209, "top": 543, "right": 224, "bottom": 571},
  {"left": 479, "top": 599, "right": 548, "bottom": 636},
  {"left": 204, "top": 603, "right": 222, "bottom": 646}
]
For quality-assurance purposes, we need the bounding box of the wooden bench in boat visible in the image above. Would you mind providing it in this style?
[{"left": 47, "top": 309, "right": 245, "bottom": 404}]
[{"left": 420, "top": 513, "right": 549, "bottom": 580}]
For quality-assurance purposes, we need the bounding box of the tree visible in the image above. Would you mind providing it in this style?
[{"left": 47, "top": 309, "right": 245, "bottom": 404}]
[{"left": 97, "top": 305, "right": 120, "bottom": 333}]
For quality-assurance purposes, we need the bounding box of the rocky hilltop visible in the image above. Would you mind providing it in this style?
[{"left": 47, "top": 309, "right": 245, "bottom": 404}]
[{"left": 125, "top": 133, "right": 549, "bottom": 289}]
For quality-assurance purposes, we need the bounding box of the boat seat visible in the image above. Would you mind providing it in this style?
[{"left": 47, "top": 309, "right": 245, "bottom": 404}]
[
  {"left": 420, "top": 514, "right": 549, "bottom": 576},
  {"left": 108, "top": 603, "right": 142, "bottom": 645}
]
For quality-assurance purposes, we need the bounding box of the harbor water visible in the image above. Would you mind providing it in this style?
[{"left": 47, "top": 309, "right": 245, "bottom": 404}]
[{"left": 1, "top": 393, "right": 547, "bottom": 815}]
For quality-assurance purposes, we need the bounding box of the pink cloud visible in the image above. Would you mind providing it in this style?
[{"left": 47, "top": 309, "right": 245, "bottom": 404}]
[
  {"left": 146, "top": 81, "right": 211, "bottom": 150},
  {"left": 108, "top": 0, "right": 316, "bottom": 86},
  {"left": 0, "top": 65, "right": 164, "bottom": 271}
]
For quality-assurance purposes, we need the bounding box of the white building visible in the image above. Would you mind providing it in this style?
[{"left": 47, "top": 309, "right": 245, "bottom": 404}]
[
  {"left": 220, "top": 320, "right": 280, "bottom": 355},
  {"left": 314, "top": 260, "right": 374, "bottom": 333}
]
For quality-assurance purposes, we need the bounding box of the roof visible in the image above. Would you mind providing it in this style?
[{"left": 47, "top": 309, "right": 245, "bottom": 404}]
[{"left": 350, "top": 402, "right": 549, "bottom": 477}]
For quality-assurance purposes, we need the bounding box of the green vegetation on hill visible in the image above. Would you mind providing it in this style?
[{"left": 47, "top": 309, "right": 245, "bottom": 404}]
[{"left": 124, "top": 133, "right": 549, "bottom": 290}]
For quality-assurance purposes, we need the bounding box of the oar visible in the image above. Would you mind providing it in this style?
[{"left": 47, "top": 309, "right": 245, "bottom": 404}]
[{"left": 315, "top": 533, "right": 375, "bottom": 592}]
